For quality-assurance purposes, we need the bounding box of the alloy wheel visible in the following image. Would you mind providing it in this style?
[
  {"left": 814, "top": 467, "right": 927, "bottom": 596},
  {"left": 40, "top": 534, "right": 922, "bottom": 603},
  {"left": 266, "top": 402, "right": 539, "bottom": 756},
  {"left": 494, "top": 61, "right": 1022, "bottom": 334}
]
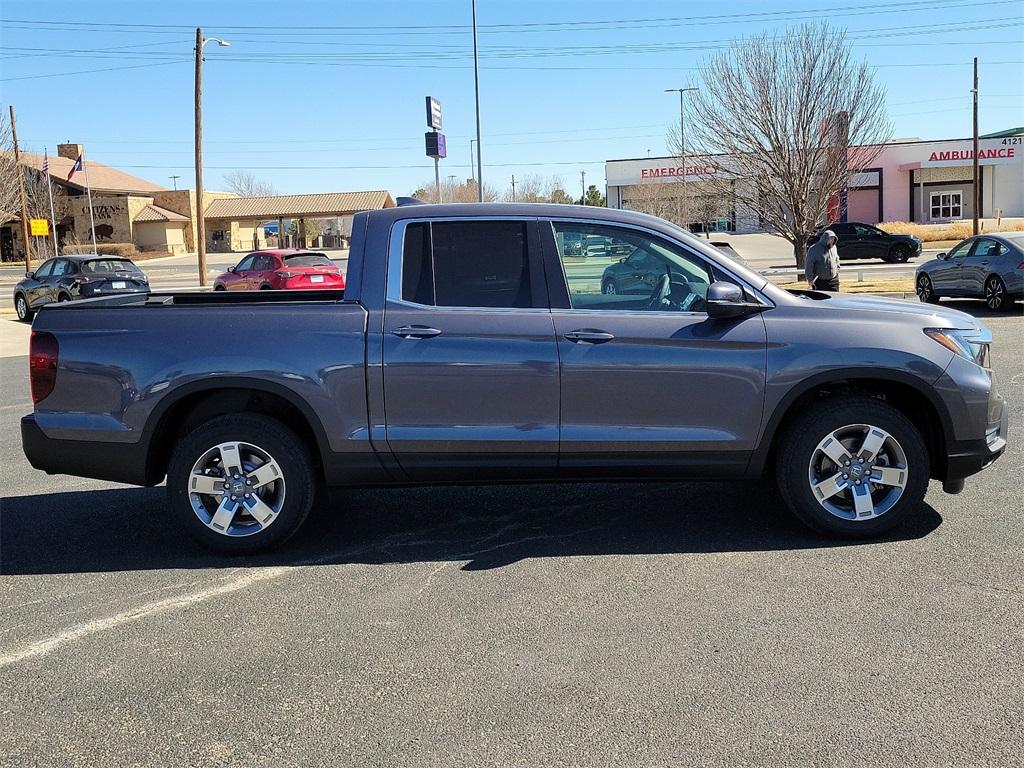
[
  {"left": 15, "top": 295, "right": 28, "bottom": 320},
  {"left": 187, "top": 441, "right": 286, "bottom": 537},
  {"left": 985, "top": 277, "right": 1005, "bottom": 310},
  {"left": 602, "top": 282, "right": 617, "bottom": 295},
  {"left": 808, "top": 424, "right": 909, "bottom": 521},
  {"left": 916, "top": 275, "right": 932, "bottom": 302}
]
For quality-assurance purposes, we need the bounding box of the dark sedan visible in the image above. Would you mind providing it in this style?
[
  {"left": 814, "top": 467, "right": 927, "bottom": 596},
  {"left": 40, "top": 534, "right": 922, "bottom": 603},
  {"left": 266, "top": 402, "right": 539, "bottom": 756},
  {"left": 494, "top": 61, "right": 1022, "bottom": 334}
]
[
  {"left": 808, "top": 222, "right": 922, "bottom": 263},
  {"left": 915, "top": 233, "right": 1024, "bottom": 311},
  {"left": 13, "top": 255, "right": 150, "bottom": 321}
]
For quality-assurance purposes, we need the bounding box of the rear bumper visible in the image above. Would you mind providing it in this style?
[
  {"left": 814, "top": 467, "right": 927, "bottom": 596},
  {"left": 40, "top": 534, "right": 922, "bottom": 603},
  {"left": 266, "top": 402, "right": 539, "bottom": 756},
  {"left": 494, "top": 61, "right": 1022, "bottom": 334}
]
[
  {"left": 21, "top": 414, "right": 154, "bottom": 486},
  {"left": 942, "top": 394, "right": 1008, "bottom": 482}
]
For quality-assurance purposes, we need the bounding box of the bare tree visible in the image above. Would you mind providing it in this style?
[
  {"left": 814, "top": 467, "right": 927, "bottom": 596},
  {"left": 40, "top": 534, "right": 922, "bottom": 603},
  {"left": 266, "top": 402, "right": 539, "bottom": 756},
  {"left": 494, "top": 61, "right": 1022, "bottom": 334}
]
[
  {"left": 0, "top": 110, "right": 21, "bottom": 221},
  {"left": 622, "top": 182, "right": 678, "bottom": 222},
  {"left": 412, "top": 178, "right": 499, "bottom": 204},
  {"left": 671, "top": 23, "right": 891, "bottom": 269},
  {"left": 223, "top": 170, "right": 276, "bottom": 197}
]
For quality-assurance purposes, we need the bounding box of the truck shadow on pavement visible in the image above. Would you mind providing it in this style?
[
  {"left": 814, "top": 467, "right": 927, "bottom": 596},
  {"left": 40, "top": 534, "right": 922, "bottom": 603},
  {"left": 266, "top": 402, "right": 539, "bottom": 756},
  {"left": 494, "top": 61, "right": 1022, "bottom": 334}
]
[{"left": 1, "top": 480, "right": 942, "bottom": 575}]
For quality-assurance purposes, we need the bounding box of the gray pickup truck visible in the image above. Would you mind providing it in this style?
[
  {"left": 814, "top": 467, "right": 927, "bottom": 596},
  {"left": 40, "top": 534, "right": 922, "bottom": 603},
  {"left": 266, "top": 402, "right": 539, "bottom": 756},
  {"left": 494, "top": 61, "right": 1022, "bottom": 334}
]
[{"left": 22, "top": 203, "right": 1007, "bottom": 552}]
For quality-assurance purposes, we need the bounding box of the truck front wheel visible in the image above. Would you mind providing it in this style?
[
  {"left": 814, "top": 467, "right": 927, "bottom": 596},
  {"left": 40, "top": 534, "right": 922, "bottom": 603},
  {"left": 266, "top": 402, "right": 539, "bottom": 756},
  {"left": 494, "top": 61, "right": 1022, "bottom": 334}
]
[
  {"left": 167, "top": 414, "right": 316, "bottom": 554},
  {"left": 775, "top": 396, "right": 929, "bottom": 538}
]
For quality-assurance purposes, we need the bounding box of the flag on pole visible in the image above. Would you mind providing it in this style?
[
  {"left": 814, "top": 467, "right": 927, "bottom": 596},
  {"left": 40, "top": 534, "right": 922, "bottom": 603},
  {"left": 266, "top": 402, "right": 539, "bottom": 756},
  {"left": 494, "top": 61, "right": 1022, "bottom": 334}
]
[
  {"left": 67, "top": 154, "right": 84, "bottom": 181},
  {"left": 43, "top": 150, "right": 50, "bottom": 178}
]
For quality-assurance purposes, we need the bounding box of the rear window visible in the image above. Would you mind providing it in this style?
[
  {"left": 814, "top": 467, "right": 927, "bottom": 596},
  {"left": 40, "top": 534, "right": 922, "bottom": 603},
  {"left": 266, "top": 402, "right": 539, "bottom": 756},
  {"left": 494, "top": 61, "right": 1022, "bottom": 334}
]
[
  {"left": 82, "top": 259, "right": 141, "bottom": 274},
  {"left": 284, "top": 254, "right": 334, "bottom": 267},
  {"left": 400, "top": 220, "right": 534, "bottom": 308},
  {"left": 1002, "top": 234, "right": 1024, "bottom": 249}
]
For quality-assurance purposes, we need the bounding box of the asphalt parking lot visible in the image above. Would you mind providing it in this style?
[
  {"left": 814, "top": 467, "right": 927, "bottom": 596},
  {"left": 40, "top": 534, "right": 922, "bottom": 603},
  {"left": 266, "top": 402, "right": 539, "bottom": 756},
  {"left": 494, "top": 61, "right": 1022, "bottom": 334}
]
[{"left": 1, "top": 302, "right": 1021, "bottom": 767}]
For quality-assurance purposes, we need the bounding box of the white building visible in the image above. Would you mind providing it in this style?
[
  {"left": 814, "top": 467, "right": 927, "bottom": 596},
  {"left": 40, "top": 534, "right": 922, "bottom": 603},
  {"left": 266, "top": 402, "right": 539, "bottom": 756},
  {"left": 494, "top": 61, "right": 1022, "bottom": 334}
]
[{"left": 605, "top": 129, "right": 1024, "bottom": 233}]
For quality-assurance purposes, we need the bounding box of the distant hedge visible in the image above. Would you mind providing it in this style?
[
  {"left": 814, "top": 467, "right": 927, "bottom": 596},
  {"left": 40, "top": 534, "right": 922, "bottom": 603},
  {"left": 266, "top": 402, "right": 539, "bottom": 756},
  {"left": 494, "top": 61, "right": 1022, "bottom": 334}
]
[{"left": 64, "top": 243, "right": 139, "bottom": 259}]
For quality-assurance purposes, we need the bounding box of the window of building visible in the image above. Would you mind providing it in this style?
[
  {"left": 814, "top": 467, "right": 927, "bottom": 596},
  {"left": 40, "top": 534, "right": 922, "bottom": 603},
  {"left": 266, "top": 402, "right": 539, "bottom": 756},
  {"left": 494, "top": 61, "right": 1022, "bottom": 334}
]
[
  {"left": 400, "top": 220, "right": 534, "bottom": 308},
  {"left": 930, "top": 191, "right": 963, "bottom": 221}
]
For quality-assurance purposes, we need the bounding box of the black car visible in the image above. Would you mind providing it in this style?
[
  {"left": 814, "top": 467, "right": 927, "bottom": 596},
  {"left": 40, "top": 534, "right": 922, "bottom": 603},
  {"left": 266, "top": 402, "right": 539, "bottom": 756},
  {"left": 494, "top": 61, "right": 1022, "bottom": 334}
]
[
  {"left": 808, "top": 222, "right": 921, "bottom": 263},
  {"left": 13, "top": 255, "right": 150, "bottom": 321}
]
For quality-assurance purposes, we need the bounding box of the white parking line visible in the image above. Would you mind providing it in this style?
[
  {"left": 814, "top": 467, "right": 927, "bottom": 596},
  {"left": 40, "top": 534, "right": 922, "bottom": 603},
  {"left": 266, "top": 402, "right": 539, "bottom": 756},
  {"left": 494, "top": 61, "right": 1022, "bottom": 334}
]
[{"left": 0, "top": 566, "right": 290, "bottom": 668}]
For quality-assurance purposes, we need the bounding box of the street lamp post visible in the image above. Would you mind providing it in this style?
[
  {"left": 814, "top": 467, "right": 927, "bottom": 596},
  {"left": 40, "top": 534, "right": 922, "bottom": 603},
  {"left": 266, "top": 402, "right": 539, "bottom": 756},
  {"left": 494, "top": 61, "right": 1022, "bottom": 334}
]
[
  {"left": 195, "top": 28, "right": 230, "bottom": 287},
  {"left": 665, "top": 87, "right": 698, "bottom": 229},
  {"left": 471, "top": 0, "right": 483, "bottom": 201}
]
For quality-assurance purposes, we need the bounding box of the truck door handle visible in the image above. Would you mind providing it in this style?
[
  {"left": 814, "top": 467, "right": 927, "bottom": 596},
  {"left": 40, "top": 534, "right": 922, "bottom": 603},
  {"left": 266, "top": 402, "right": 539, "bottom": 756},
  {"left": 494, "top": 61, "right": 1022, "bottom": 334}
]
[
  {"left": 564, "top": 329, "right": 615, "bottom": 344},
  {"left": 392, "top": 325, "right": 442, "bottom": 339}
]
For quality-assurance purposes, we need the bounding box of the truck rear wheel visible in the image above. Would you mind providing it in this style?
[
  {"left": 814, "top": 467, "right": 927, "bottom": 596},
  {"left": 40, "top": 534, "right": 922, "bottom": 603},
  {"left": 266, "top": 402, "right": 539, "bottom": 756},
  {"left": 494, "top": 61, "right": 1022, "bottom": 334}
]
[
  {"left": 167, "top": 414, "right": 316, "bottom": 554},
  {"left": 775, "top": 396, "right": 929, "bottom": 538}
]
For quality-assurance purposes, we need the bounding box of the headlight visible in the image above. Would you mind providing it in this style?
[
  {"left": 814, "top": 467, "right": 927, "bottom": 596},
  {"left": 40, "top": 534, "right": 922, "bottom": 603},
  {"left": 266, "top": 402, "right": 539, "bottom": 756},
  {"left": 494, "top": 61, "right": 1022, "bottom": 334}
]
[{"left": 924, "top": 327, "right": 991, "bottom": 367}]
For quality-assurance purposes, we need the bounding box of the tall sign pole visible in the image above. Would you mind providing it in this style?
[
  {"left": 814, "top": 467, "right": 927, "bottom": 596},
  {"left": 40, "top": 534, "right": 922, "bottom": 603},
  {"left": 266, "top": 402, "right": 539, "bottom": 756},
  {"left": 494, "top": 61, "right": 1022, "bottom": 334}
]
[
  {"left": 195, "top": 27, "right": 207, "bottom": 286},
  {"left": 471, "top": 0, "right": 483, "bottom": 201},
  {"left": 82, "top": 149, "right": 97, "bottom": 252},
  {"left": 972, "top": 57, "right": 980, "bottom": 236},
  {"left": 9, "top": 106, "right": 32, "bottom": 272},
  {"left": 425, "top": 96, "right": 446, "bottom": 203},
  {"left": 43, "top": 151, "right": 59, "bottom": 258}
]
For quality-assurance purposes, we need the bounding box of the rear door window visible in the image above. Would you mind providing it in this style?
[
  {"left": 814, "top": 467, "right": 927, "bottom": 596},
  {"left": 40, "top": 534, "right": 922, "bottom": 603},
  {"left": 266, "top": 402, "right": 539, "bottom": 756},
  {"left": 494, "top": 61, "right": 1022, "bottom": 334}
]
[{"left": 400, "top": 220, "right": 537, "bottom": 308}]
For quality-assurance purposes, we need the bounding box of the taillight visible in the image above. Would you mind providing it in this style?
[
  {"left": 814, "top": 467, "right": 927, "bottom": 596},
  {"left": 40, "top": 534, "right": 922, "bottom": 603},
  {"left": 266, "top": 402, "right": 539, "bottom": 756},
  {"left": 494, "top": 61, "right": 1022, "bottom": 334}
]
[
  {"left": 276, "top": 270, "right": 300, "bottom": 279},
  {"left": 29, "top": 331, "right": 58, "bottom": 404},
  {"left": 1017, "top": 262, "right": 1024, "bottom": 270}
]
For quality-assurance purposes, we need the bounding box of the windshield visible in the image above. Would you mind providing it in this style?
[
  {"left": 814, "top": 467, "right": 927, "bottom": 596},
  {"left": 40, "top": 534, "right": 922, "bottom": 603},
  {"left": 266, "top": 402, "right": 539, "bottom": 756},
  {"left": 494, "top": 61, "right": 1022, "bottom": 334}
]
[
  {"left": 82, "top": 259, "right": 142, "bottom": 274},
  {"left": 283, "top": 254, "right": 334, "bottom": 267}
]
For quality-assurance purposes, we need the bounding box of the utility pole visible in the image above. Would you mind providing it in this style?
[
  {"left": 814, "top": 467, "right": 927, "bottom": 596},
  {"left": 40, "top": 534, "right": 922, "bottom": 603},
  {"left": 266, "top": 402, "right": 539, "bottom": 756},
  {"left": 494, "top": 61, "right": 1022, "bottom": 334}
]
[
  {"left": 469, "top": 139, "right": 477, "bottom": 183},
  {"left": 194, "top": 27, "right": 207, "bottom": 286},
  {"left": 471, "top": 0, "right": 483, "bottom": 201},
  {"left": 580, "top": 170, "right": 586, "bottom": 205},
  {"left": 9, "top": 106, "right": 31, "bottom": 273},
  {"left": 665, "top": 87, "right": 698, "bottom": 228},
  {"left": 972, "top": 57, "right": 980, "bottom": 236},
  {"left": 169, "top": 175, "right": 180, "bottom": 190},
  {"left": 511, "top": 175, "right": 516, "bottom": 202}
]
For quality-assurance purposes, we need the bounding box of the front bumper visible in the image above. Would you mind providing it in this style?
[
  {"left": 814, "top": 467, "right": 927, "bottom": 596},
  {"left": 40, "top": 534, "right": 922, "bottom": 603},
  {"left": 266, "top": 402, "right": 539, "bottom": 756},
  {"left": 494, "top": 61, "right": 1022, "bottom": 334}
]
[
  {"left": 942, "top": 392, "right": 1008, "bottom": 482},
  {"left": 21, "top": 414, "right": 155, "bottom": 486}
]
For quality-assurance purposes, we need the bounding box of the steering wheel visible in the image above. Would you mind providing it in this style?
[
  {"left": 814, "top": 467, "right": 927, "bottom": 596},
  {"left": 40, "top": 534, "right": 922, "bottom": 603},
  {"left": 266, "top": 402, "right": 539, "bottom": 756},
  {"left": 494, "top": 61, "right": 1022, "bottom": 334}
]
[{"left": 645, "top": 272, "right": 672, "bottom": 311}]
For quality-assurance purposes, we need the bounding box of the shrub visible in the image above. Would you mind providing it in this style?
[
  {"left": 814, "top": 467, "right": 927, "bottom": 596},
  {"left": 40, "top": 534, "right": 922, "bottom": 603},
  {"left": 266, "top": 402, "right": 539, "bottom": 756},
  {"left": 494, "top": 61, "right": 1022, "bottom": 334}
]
[
  {"left": 879, "top": 220, "right": 1024, "bottom": 242},
  {"left": 64, "top": 242, "right": 139, "bottom": 259}
]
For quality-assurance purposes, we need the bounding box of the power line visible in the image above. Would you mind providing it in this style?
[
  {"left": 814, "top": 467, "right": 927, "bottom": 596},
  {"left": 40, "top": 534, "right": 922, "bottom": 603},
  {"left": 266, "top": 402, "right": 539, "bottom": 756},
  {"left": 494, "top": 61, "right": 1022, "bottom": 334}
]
[{"left": 0, "top": 59, "right": 188, "bottom": 82}]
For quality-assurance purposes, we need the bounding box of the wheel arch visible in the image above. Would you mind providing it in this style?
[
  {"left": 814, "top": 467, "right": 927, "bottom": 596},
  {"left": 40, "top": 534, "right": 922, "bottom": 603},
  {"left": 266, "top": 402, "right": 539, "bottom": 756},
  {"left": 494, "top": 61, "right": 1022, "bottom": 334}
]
[
  {"left": 143, "top": 378, "right": 331, "bottom": 485},
  {"left": 750, "top": 370, "right": 954, "bottom": 481}
]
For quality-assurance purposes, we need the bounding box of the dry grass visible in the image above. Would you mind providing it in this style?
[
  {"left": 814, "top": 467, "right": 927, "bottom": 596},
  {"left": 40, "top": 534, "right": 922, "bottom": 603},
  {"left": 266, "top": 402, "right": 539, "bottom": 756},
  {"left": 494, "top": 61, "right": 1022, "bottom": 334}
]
[
  {"left": 776, "top": 277, "right": 916, "bottom": 294},
  {"left": 879, "top": 219, "right": 1024, "bottom": 243}
]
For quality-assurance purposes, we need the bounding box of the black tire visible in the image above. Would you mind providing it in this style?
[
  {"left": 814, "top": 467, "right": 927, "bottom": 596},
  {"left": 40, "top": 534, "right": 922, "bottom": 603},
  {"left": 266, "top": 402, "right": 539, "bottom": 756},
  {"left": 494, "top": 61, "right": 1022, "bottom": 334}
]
[
  {"left": 167, "top": 414, "right": 317, "bottom": 554},
  {"left": 887, "top": 245, "right": 911, "bottom": 263},
  {"left": 213, "top": 284, "right": 226, "bottom": 291},
  {"left": 259, "top": 284, "right": 273, "bottom": 290},
  {"left": 984, "top": 275, "right": 1013, "bottom": 312},
  {"left": 14, "top": 293, "right": 33, "bottom": 322},
  {"left": 916, "top": 274, "right": 939, "bottom": 304},
  {"left": 775, "top": 396, "right": 929, "bottom": 538},
  {"left": 56, "top": 292, "right": 71, "bottom": 303}
]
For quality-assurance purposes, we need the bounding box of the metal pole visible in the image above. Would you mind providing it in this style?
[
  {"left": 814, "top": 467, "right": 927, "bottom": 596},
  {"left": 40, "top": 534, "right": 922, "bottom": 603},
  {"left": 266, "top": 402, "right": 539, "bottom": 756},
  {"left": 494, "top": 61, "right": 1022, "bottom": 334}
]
[
  {"left": 580, "top": 170, "right": 586, "bottom": 204},
  {"left": 511, "top": 175, "right": 516, "bottom": 202},
  {"left": 972, "top": 56, "right": 980, "bottom": 235},
  {"left": 679, "top": 89, "right": 686, "bottom": 228},
  {"left": 9, "top": 106, "right": 32, "bottom": 272},
  {"left": 471, "top": 0, "right": 483, "bottom": 201},
  {"left": 469, "top": 139, "right": 476, "bottom": 183},
  {"left": 434, "top": 156, "right": 442, "bottom": 203},
  {"left": 195, "top": 27, "right": 207, "bottom": 286},
  {"left": 83, "top": 149, "right": 97, "bottom": 252},
  {"left": 45, "top": 154, "right": 58, "bottom": 258}
]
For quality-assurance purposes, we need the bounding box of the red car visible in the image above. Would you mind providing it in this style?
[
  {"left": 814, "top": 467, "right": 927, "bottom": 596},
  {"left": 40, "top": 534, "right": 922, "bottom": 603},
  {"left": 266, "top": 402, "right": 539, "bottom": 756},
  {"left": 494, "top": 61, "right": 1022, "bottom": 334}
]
[{"left": 213, "top": 250, "right": 345, "bottom": 291}]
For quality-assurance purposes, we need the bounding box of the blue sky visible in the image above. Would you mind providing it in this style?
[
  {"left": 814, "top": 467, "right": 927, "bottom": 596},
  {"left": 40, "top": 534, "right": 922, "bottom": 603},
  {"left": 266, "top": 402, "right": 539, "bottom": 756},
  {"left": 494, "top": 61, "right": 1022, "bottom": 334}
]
[{"left": 2, "top": 0, "right": 1021, "bottom": 198}]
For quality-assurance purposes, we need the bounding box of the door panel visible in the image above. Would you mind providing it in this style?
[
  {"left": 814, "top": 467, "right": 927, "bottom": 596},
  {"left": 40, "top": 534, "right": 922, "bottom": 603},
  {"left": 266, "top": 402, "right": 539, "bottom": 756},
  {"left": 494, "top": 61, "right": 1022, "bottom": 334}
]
[
  {"left": 963, "top": 239, "right": 998, "bottom": 296},
  {"left": 553, "top": 312, "right": 767, "bottom": 476},
  {"left": 932, "top": 239, "right": 973, "bottom": 295},
  {"left": 381, "top": 218, "right": 559, "bottom": 481}
]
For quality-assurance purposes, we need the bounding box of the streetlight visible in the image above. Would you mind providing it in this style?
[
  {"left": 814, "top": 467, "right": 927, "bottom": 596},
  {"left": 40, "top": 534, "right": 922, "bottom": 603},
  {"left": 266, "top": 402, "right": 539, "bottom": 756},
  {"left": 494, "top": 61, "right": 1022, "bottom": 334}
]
[
  {"left": 469, "top": 138, "right": 477, "bottom": 184},
  {"left": 195, "top": 29, "right": 230, "bottom": 286},
  {"left": 665, "top": 87, "right": 698, "bottom": 228},
  {"left": 471, "top": 0, "right": 483, "bottom": 201}
]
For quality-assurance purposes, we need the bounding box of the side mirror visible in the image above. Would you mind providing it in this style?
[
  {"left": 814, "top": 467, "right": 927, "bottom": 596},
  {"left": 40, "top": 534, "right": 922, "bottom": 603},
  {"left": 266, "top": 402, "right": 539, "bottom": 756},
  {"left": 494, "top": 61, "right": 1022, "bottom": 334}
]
[
  {"left": 706, "top": 281, "right": 762, "bottom": 319},
  {"left": 25, "top": 271, "right": 34, "bottom": 279},
  {"left": 936, "top": 252, "right": 948, "bottom": 261}
]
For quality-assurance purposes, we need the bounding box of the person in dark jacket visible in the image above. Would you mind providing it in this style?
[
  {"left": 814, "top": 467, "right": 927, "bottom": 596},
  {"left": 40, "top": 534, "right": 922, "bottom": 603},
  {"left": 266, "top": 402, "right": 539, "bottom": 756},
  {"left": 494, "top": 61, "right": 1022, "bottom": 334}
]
[{"left": 805, "top": 229, "right": 841, "bottom": 291}]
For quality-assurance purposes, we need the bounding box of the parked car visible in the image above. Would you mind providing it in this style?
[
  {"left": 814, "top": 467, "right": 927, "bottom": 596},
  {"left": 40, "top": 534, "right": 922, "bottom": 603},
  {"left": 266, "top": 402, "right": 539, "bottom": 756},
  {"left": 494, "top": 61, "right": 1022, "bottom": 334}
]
[
  {"left": 22, "top": 204, "right": 1006, "bottom": 554},
  {"left": 915, "top": 233, "right": 1024, "bottom": 311},
  {"left": 213, "top": 250, "right": 344, "bottom": 291},
  {"left": 13, "top": 254, "right": 149, "bottom": 321},
  {"left": 808, "top": 222, "right": 922, "bottom": 263}
]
